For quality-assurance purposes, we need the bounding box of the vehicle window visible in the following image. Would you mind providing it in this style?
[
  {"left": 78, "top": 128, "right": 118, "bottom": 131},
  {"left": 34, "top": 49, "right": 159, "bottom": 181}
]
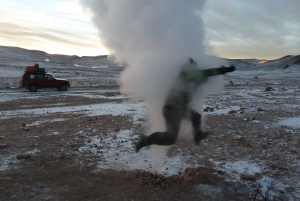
[
  {"left": 29, "top": 74, "right": 35, "bottom": 79},
  {"left": 45, "top": 74, "right": 54, "bottom": 80},
  {"left": 24, "top": 74, "right": 30, "bottom": 79},
  {"left": 36, "top": 74, "right": 45, "bottom": 80}
]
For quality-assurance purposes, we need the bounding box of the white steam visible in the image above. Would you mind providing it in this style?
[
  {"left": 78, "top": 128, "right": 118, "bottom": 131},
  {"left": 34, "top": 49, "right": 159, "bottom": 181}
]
[{"left": 81, "top": 0, "right": 222, "bottom": 172}]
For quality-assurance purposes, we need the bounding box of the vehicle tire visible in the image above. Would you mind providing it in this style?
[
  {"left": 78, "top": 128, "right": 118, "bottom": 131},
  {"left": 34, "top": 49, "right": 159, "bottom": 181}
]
[
  {"left": 59, "top": 84, "right": 68, "bottom": 91},
  {"left": 28, "top": 85, "right": 38, "bottom": 92}
]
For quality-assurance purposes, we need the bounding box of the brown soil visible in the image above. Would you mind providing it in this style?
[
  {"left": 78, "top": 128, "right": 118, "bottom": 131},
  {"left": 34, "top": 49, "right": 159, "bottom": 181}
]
[{"left": 1, "top": 75, "right": 300, "bottom": 200}]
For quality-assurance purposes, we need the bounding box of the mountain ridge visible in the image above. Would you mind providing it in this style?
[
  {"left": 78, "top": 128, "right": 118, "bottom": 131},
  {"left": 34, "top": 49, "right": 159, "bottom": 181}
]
[{"left": 1, "top": 45, "right": 299, "bottom": 70}]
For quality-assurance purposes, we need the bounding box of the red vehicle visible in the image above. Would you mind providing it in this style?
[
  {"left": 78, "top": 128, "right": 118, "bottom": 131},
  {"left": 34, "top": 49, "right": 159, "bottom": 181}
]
[{"left": 20, "top": 71, "right": 70, "bottom": 92}]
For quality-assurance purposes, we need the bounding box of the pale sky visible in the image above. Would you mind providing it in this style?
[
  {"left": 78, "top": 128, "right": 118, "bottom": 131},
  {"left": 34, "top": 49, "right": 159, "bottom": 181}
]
[{"left": 0, "top": 0, "right": 299, "bottom": 59}]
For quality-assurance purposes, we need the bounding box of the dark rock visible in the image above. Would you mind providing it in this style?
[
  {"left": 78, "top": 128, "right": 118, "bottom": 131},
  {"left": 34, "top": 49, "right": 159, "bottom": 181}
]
[
  {"left": 257, "top": 108, "right": 264, "bottom": 112},
  {"left": 114, "top": 128, "right": 120, "bottom": 132},
  {"left": 229, "top": 110, "right": 237, "bottom": 114},
  {"left": 106, "top": 92, "right": 120, "bottom": 96},
  {"left": 0, "top": 144, "right": 8, "bottom": 148},
  {"left": 204, "top": 107, "right": 214, "bottom": 112},
  {"left": 16, "top": 154, "right": 30, "bottom": 159},
  {"left": 127, "top": 109, "right": 136, "bottom": 111},
  {"left": 285, "top": 187, "right": 294, "bottom": 192},
  {"left": 265, "top": 86, "right": 274, "bottom": 91},
  {"left": 137, "top": 118, "right": 145, "bottom": 121},
  {"left": 239, "top": 174, "right": 256, "bottom": 182}
]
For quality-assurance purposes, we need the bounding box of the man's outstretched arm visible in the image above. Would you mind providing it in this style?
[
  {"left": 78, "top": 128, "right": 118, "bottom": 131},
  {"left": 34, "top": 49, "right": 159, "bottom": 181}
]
[{"left": 202, "top": 65, "right": 236, "bottom": 77}]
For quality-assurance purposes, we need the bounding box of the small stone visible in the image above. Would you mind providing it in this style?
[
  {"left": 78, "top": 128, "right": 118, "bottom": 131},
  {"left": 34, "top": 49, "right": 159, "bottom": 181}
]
[
  {"left": 257, "top": 108, "right": 264, "bottom": 112},
  {"left": 265, "top": 86, "right": 274, "bottom": 91},
  {"left": 229, "top": 110, "right": 237, "bottom": 114},
  {"left": 114, "top": 128, "right": 120, "bottom": 132},
  {"left": 0, "top": 144, "right": 8, "bottom": 148},
  {"left": 285, "top": 187, "right": 294, "bottom": 192},
  {"left": 239, "top": 174, "right": 256, "bottom": 182},
  {"left": 16, "top": 154, "right": 30, "bottom": 160},
  {"left": 204, "top": 107, "right": 214, "bottom": 112},
  {"left": 22, "top": 123, "right": 26, "bottom": 127}
]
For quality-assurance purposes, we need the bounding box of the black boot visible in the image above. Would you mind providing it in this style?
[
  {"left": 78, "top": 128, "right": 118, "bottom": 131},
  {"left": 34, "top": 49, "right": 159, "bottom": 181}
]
[
  {"left": 135, "top": 134, "right": 147, "bottom": 153},
  {"left": 135, "top": 131, "right": 177, "bottom": 153},
  {"left": 194, "top": 131, "right": 210, "bottom": 145}
]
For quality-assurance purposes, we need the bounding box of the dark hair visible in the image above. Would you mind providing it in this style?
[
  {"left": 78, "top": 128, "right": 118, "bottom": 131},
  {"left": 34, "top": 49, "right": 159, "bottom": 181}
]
[
  {"left": 189, "top": 58, "right": 197, "bottom": 64},
  {"left": 35, "top": 64, "right": 39, "bottom": 68}
]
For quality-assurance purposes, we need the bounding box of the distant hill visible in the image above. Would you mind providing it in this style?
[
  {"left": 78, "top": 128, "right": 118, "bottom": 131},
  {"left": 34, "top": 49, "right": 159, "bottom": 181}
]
[
  {"left": 0, "top": 45, "right": 299, "bottom": 70},
  {"left": 222, "top": 58, "right": 260, "bottom": 70},
  {"left": 0, "top": 45, "right": 121, "bottom": 69},
  {"left": 253, "top": 55, "right": 300, "bottom": 70},
  {"left": 222, "top": 54, "right": 300, "bottom": 70}
]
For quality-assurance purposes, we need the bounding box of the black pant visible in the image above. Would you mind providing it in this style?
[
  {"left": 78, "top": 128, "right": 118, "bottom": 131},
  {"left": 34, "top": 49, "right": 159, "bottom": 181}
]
[{"left": 144, "top": 102, "right": 204, "bottom": 146}]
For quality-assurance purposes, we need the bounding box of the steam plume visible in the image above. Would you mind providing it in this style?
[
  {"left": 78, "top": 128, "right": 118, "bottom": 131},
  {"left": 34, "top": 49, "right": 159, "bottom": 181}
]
[{"left": 81, "top": 0, "right": 222, "bottom": 172}]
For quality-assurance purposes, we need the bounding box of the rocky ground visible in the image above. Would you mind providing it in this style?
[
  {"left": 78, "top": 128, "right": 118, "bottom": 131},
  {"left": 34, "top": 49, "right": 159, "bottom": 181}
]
[{"left": 0, "top": 65, "right": 300, "bottom": 200}]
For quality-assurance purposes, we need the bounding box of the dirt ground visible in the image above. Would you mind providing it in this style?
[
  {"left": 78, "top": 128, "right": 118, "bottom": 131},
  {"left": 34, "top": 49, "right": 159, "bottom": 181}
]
[{"left": 1, "top": 68, "right": 300, "bottom": 200}]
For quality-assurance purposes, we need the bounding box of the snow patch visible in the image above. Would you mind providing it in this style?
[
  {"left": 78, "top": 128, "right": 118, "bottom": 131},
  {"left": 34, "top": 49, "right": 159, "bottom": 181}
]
[
  {"left": 223, "top": 161, "right": 262, "bottom": 175},
  {"left": 277, "top": 116, "right": 300, "bottom": 128}
]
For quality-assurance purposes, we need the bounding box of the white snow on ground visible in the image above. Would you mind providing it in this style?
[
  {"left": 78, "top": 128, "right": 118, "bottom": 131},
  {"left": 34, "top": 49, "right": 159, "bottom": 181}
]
[
  {"left": 0, "top": 67, "right": 23, "bottom": 77},
  {"left": 0, "top": 89, "right": 124, "bottom": 102},
  {"left": 1, "top": 87, "right": 299, "bottom": 177},
  {"left": 78, "top": 130, "right": 197, "bottom": 176},
  {"left": 277, "top": 116, "right": 300, "bottom": 128},
  {"left": 0, "top": 101, "right": 145, "bottom": 120},
  {"left": 1, "top": 66, "right": 300, "bottom": 199},
  {"left": 223, "top": 161, "right": 262, "bottom": 176},
  {"left": 194, "top": 184, "right": 222, "bottom": 199},
  {"left": 257, "top": 176, "right": 286, "bottom": 199},
  {"left": 26, "top": 118, "right": 66, "bottom": 126},
  {"left": 0, "top": 148, "right": 41, "bottom": 172}
]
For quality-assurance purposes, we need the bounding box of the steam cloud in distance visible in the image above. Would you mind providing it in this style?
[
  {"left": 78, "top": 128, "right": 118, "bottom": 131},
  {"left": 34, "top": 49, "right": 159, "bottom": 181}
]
[{"left": 81, "top": 0, "right": 223, "bottom": 172}]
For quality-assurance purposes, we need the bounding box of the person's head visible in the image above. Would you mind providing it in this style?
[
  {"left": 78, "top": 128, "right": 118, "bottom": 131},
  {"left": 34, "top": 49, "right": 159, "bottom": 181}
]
[
  {"left": 189, "top": 58, "right": 197, "bottom": 65},
  {"left": 35, "top": 64, "right": 39, "bottom": 68}
]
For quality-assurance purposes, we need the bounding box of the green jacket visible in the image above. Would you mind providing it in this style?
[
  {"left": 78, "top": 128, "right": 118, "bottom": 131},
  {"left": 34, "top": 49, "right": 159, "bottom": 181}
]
[{"left": 165, "top": 64, "right": 235, "bottom": 107}]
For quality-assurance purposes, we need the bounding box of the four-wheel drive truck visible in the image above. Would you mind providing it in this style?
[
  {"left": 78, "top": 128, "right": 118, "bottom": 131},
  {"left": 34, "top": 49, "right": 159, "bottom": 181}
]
[{"left": 19, "top": 67, "right": 70, "bottom": 92}]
